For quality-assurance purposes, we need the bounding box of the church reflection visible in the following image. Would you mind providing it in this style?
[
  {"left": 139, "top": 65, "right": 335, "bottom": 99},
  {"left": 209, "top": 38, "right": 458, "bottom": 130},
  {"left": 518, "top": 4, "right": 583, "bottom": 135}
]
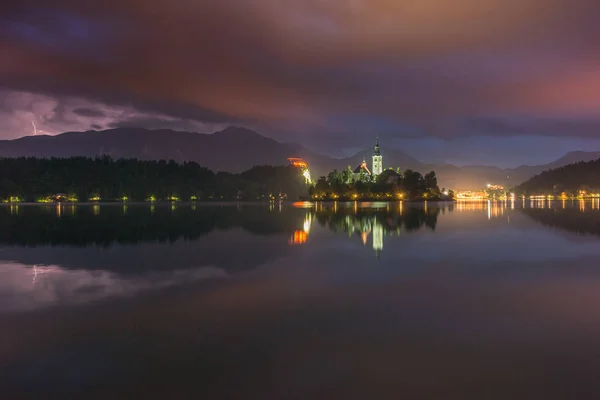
[
  {"left": 0, "top": 203, "right": 443, "bottom": 266},
  {"left": 313, "top": 202, "right": 440, "bottom": 258},
  {"left": 3, "top": 199, "right": 599, "bottom": 280},
  {"left": 4, "top": 201, "right": 600, "bottom": 314}
]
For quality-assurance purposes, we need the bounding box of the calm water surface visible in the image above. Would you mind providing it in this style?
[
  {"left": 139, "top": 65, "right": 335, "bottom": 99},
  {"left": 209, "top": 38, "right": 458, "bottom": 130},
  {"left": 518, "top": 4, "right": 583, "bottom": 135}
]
[{"left": 2, "top": 200, "right": 600, "bottom": 399}]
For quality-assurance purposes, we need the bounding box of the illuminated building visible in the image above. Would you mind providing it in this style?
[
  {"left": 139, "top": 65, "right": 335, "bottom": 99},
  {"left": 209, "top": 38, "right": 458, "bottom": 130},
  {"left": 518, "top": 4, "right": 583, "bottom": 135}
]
[
  {"left": 51, "top": 193, "right": 68, "bottom": 202},
  {"left": 353, "top": 159, "right": 372, "bottom": 180},
  {"left": 288, "top": 158, "right": 307, "bottom": 168},
  {"left": 352, "top": 138, "right": 383, "bottom": 182},
  {"left": 485, "top": 184, "right": 506, "bottom": 200},
  {"left": 455, "top": 191, "right": 486, "bottom": 200},
  {"left": 288, "top": 157, "right": 312, "bottom": 184},
  {"left": 486, "top": 184, "right": 504, "bottom": 190},
  {"left": 456, "top": 184, "right": 505, "bottom": 200},
  {"left": 372, "top": 137, "right": 383, "bottom": 176}
]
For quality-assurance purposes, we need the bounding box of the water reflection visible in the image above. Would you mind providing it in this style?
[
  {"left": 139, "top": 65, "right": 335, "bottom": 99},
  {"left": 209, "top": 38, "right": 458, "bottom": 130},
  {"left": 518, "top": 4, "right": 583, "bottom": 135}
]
[
  {"left": 1, "top": 201, "right": 600, "bottom": 312},
  {"left": 520, "top": 205, "right": 600, "bottom": 237},
  {"left": 0, "top": 205, "right": 301, "bottom": 247},
  {"left": 289, "top": 212, "right": 312, "bottom": 245},
  {"left": 0, "top": 203, "right": 442, "bottom": 311},
  {"left": 314, "top": 204, "right": 439, "bottom": 257},
  {"left": 3, "top": 202, "right": 600, "bottom": 397},
  {"left": 0, "top": 260, "right": 230, "bottom": 312},
  {"left": 2, "top": 200, "right": 600, "bottom": 252}
]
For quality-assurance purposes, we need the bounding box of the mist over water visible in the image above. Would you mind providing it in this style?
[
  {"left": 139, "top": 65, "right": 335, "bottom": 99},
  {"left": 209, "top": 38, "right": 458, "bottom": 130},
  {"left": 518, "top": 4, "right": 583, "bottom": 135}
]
[{"left": 2, "top": 201, "right": 600, "bottom": 399}]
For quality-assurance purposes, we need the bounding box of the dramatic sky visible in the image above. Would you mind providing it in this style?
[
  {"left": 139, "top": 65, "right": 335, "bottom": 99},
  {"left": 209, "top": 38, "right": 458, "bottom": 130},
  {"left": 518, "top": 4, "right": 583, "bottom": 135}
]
[{"left": 3, "top": 0, "right": 600, "bottom": 167}]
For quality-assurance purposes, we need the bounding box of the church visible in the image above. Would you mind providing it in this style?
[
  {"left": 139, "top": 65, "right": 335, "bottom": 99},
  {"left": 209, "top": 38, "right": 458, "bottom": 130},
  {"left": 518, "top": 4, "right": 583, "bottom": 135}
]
[{"left": 353, "top": 138, "right": 383, "bottom": 181}]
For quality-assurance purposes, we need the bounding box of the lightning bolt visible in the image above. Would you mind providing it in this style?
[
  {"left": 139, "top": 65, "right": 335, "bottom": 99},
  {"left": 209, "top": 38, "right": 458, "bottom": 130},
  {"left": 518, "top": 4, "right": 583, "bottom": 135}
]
[{"left": 31, "top": 120, "right": 38, "bottom": 136}]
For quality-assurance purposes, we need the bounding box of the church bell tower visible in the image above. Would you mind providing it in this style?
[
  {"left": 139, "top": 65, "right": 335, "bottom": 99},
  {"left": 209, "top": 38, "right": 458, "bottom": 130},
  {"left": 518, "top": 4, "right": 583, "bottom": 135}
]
[{"left": 372, "top": 137, "right": 382, "bottom": 176}]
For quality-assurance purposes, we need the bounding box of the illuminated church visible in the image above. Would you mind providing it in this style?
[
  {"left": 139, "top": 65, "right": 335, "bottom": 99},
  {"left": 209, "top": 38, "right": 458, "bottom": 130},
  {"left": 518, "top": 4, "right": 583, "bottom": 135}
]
[
  {"left": 353, "top": 138, "right": 383, "bottom": 180},
  {"left": 372, "top": 137, "right": 382, "bottom": 175}
]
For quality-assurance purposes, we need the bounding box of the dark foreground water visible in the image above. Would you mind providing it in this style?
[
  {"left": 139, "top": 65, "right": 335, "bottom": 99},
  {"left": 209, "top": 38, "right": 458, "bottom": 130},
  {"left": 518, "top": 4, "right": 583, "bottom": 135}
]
[{"left": 2, "top": 200, "right": 600, "bottom": 399}]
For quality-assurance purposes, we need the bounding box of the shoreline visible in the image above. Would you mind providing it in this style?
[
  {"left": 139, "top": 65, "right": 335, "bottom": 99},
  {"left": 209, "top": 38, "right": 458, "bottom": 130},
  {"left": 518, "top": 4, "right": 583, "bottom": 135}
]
[{"left": 0, "top": 199, "right": 457, "bottom": 207}]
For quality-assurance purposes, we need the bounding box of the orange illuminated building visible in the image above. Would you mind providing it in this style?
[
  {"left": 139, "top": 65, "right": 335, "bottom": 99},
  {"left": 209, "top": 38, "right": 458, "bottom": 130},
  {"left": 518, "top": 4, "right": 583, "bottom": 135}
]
[{"left": 288, "top": 158, "right": 307, "bottom": 168}]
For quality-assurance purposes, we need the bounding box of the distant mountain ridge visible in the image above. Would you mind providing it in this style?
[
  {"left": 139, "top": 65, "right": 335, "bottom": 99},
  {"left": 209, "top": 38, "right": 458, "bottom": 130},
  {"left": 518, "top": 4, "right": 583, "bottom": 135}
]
[
  {"left": 0, "top": 127, "right": 598, "bottom": 189},
  {"left": 0, "top": 127, "right": 305, "bottom": 173}
]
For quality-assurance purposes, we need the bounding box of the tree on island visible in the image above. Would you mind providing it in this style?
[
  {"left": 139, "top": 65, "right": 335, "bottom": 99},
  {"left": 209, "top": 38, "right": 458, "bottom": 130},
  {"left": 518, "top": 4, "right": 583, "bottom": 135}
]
[{"left": 309, "top": 166, "right": 451, "bottom": 201}]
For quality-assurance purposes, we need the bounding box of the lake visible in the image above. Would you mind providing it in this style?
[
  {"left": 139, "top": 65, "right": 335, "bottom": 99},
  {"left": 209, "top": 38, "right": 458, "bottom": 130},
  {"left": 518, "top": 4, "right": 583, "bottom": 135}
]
[{"left": 2, "top": 200, "right": 600, "bottom": 399}]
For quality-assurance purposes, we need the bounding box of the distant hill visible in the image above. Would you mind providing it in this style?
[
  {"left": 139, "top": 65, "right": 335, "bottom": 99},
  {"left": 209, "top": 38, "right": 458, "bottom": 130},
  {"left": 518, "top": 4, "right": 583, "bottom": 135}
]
[
  {"left": 0, "top": 127, "right": 308, "bottom": 173},
  {"left": 1, "top": 127, "right": 598, "bottom": 190},
  {"left": 0, "top": 127, "right": 423, "bottom": 177},
  {"left": 430, "top": 151, "right": 600, "bottom": 190},
  {"left": 517, "top": 158, "right": 600, "bottom": 194}
]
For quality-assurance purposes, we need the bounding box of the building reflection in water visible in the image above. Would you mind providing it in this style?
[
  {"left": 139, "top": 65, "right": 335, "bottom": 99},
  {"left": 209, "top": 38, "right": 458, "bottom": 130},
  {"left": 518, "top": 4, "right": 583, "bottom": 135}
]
[
  {"left": 372, "top": 218, "right": 383, "bottom": 257},
  {"left": 488, "top": 201, "right": 504, "bottom": 220},
  {"left": 455, "top": 201, "right": 488, "bottom": 212},
  {"left": 309, "top": 202, "right": 440, "bottom": 258},
  {"left": 6, "top": 199, "right": 599, "bottom": 265},
  {"left": 289, "top": 212, "right": 312, "bottom": 245},
  {"left": 289, "top": 230, "right": 307, "bottom": 245}
]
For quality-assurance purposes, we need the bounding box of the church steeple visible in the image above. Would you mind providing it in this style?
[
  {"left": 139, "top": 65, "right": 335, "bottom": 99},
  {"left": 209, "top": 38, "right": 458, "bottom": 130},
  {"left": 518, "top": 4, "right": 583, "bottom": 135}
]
[{"left": 372, "top": 137, "right": 383, "bottom": 176}]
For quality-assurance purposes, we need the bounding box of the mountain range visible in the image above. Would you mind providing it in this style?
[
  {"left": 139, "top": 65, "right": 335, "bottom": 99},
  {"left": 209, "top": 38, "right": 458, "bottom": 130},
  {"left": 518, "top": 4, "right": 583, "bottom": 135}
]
[{"left": 0, "top": 126, "right": 598, "bottom": 190}]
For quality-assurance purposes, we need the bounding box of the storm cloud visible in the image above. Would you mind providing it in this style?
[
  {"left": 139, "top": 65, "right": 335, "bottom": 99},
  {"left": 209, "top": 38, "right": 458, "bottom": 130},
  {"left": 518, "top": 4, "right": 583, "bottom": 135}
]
[
  {"left": 72, "top": 108, "right": 106, "bottom": 118},
  {"left": 2, "top": 0, "right": 600, "bottom": 164}
]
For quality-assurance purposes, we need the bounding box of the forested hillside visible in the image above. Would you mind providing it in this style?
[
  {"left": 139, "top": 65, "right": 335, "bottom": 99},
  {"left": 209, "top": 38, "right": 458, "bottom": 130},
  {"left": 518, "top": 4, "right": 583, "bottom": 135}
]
[
  {"left": 0, "top": 157, "right": 308, "bottom": 202},
  {"left": 517, "top": 159, "right": 600, "bottom": 194}
]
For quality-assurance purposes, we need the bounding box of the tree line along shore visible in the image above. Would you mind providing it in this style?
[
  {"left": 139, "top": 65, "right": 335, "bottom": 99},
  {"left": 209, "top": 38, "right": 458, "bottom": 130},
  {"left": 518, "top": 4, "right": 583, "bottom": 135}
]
[{"left": 0, "top": 157, "right": 449, "bottom": 203}]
